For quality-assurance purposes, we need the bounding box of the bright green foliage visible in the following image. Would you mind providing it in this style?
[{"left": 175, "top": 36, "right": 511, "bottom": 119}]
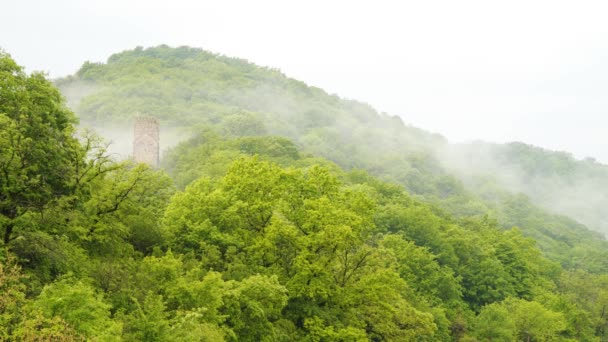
[
  {"left": 77, "top": 163, "right": 174, "bottom": 256},
  {"left": 507, "top": 298, "right": 567, "bottom": 341},
  {"left": 169, "top": 312, "right": 226, "bottom": 342},
  {"left": 163, "top": 157, "right": 440, "bottom": 339},
  {"left": 165, "top": 270, "right": 226, "bottom": 322},
  {"left": 473, "top": 302, "right": 516, "bottom": 341},
  {"left": 475, "top": 298, "right": 568, "bottom": 341},
  {"left": 557, "top": 270, "right": 608, "bottom": 340},
  {"left": 0, "top": 254, "right": 86, "bottom": 340},
  {"left": 0, "top": 254, "right": 28, "bottom": 338},
  {"left": 473, "top": 298, "right": 568, "bottom": 342},
  {"left": 343, "top": 269, "right": 437, "bottom": 340},
  {"left": 0, "top": 51, "right": 84, "bottom": 246},
  {"left": 381, "top": 234, "right": 462, "bottom": 306},
  {"left": 122, "top": 293, "right": 170, "bottom": 342},
  {"left": 157, "top": 135, "right": 606, "bottom": 340},
  {"left": 2, "top": 48, "right": 608, "bottom": 341},
  {"left": 222, "top": 274, "right": 288, "bottom": 341},
  {"left": 57, "top": 45, "right": 608, "bottom": 271},
  {"left": 33, "top": 278, "right": 122, "bottom": 339},
  {"left": 13, "top": 310, "right": 84, "bottom": 342},
  {"left": 162, "top": 130, "right": 313, "bottom": 189}
]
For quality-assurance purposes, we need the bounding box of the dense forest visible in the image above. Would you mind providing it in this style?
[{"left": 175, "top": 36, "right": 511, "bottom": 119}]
[
  {"left": 57, "top": 45, "right": 608, "bottom": 268},
  {"left": 1, "top": 46, "right": 608, "bottom": 341},
  {"left": 442, "top": 141, "right": 608, "bottom": 235}
]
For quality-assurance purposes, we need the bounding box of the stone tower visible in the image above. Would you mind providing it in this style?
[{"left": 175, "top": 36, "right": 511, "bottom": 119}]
[{"left": 133, "top": 116, "right": 159, "bottom": 167}]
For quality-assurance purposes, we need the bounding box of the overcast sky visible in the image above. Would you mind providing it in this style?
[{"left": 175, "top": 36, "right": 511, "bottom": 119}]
[{"left": 2, "top": 0, "right": 608, "bottom": 162}]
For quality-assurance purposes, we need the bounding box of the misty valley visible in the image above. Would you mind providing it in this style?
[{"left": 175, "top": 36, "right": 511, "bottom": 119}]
[{"left": 2, "top": 46, "right": 608, "bottom": 341}]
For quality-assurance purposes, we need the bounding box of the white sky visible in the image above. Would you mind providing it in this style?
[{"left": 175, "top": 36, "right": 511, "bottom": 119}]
[{"left": 2, "top": 0, "right": 608, "bottom": 162}]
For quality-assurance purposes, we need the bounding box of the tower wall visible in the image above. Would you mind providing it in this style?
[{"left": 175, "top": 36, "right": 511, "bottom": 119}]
[{"left": 133, "top": 116, "right": 159, "bottom": 167}]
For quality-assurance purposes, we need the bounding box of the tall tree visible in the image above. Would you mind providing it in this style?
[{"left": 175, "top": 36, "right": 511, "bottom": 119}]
[{"left": 0, "top": 52, "right": 84, "bottom": 245}]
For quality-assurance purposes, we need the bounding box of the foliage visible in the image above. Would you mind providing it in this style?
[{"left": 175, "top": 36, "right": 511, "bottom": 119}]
[
  {"left": 33, "top": 277, "right": 122, "bottom": 339},
  {"left": 57, "top": 45, "right": 608, "bottom": 273},
  {"left": 1, "top": 47, "right": 607, "bottom": 340},
  {"left": 0, "top": 51, "right": 83, "bottom": 246}
]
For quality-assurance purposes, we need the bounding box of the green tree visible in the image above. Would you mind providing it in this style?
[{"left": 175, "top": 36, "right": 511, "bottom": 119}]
[
  {"left": 0, "top": 253, "right": 87, "bottom": 341},
  {"left": 0, "top": 52, "right": 84, "bottom": 245},
  {"left": 33, "top": 277, "right": 122, "bottom": 340},
  {"left": 222, "top": 274, "right": 288, "bottom": 341},
  {"left": 501, "top": 298, "right": 566, "bottom": 342},
  {"left": 78, "top": 163, "right": 173, "bottom": 256},
  {"left": 473, "top": 302, "right": 516, "bottom": 341},
  {"left": 381, "top": 234, "right": 462, "bottom": 306},
  {"left": 0, "top": 253, "right": 28, "bottom": 338},
  {"left": 122, "top": 293, "right": 170, "bottom": 342}
]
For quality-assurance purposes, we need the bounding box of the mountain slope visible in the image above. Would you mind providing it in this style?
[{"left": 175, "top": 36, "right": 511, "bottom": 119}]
[
  {"left": 3, "top": 47, "right": 608, "bottom": 340},
  {"left": 443, "top": 141, "right": 608, "bottom": 234},
  {"left": 57, "top": 45, "right": 608, "bottom": 269}
]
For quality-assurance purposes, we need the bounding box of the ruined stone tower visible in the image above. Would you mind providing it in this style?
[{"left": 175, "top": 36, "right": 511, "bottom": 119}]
[{"left": 133, "top": 116, "right": 159, "bottom": 167}]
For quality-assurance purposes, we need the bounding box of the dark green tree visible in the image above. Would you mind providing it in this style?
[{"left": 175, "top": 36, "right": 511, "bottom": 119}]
[{"left": 0, "top": 52, "right": 84, "bottom": 245}]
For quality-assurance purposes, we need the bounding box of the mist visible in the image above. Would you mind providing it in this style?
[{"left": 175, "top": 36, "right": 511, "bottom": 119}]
[
  {"left": 4, "top": 0, "right": 608, "bottom": 165},
  {"left": 53, "top": 44, "right": 608, "bottom": 244},
  {"left": 5, "top": 3, "right": 608, "bottom": 338},
  {"left": 58, "top": 77, "right": 193, "bottom": 162},
  {"left": 77, "top": 123, "right": 192, "bottom": 162},
  {"left": 437, "top": 141, "right": 608, "bottom": 235}
]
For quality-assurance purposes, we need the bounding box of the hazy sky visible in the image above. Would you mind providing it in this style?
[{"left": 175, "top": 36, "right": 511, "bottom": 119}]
[{"left": 2, "top": 0, "right": 608, "bottom": 162}]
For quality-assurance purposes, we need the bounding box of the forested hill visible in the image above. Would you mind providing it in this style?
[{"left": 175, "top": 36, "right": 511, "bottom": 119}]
[
  {"left": 57, "top": 45, "right": 607, "bottom": 266},
  {"left": 442, "top": 141, "right": 608, "bottom": 234},
  {"left": 3, "top": 47, "right": 608, "bottom": 340}
]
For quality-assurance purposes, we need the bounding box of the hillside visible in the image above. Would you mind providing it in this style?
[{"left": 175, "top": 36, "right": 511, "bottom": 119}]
[
  {"left": 442, "top": 141, "right": 608, "bottom": 234},
  {"left": 2, "top": 47, "right": 608, "bottom": 340},
  {"left": 57, "top": 45, "right": 608, "bottom": 267}
]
